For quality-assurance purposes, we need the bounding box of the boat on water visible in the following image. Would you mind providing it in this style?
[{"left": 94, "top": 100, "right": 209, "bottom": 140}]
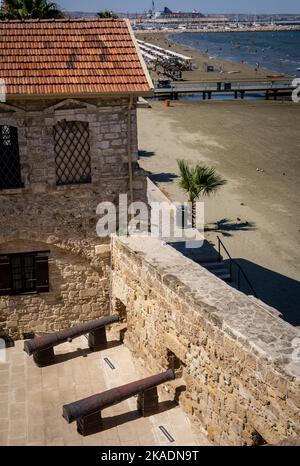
[{"left": 267, "top": 74, "right": 286, "bottom": 78}]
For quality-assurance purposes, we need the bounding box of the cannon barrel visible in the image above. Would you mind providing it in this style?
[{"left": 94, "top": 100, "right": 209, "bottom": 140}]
[
  {"left": 23, "top": 314, "right": 119, "bottom": 356},
  {"left": 63, "top": 369, "right": 174, "bottom": 423}
]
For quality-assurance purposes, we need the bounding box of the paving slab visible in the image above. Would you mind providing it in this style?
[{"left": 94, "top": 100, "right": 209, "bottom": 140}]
[{"left": 0, "top": 335, "right": 210, "bottom": 446}]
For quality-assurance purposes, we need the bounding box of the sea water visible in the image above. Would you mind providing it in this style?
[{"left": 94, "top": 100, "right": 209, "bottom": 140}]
[{"left": 169, "top": 30, "right": 300, "bottom": 77}]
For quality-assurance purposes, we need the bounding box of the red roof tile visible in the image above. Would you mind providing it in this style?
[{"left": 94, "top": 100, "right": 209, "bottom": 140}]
[{"left": 0, "top": 19, "right": 153, "bottom": 97}]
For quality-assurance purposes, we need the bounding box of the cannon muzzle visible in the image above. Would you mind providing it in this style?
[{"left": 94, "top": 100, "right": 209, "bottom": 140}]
[
  {"left": 24, "top": 314, "right": 119, "bottom": 356},
  {"left": 63, "top": 369, "right": 175, "bottom": 423}
]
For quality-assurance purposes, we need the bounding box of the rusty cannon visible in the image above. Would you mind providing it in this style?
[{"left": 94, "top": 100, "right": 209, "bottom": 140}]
[
  {"left": 63, "top": 369, "right": 175, "bottom": 436},
  {"left": 24, "top": 314, "right": 119, "bottom": 366}
]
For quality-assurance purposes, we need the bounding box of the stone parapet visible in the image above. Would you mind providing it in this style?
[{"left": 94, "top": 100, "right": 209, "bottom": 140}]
[{"left": 111, "top": 235, "right": 300, "bottom": 445}]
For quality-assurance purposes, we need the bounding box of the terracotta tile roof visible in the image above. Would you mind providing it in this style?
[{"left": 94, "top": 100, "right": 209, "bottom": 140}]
[{"left": 0, "top": 19, "right": 153, "bottom": 97}]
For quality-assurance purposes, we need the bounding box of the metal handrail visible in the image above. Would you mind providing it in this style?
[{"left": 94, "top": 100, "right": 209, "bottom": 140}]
[{"left": 217, "top": 236, "right": 258, "bottom": 298}]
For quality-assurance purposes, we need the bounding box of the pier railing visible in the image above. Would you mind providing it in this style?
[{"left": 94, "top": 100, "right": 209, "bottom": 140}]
[{"left": 155, "top": 78, "right": 293, "bottom": 96}]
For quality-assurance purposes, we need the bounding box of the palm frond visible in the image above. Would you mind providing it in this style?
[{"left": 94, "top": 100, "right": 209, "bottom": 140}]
[
  {"left": 1, "top": 0, "right": 64, "bottom": 19},
  {"left": 177, "top": 159, "right": 226, "bottom": 202},
  {"left": 194, "top": 163, "right": 227, "bottom": 196},
  {"left": 177, "top": 159, "right": 199, "bottom": 201}
]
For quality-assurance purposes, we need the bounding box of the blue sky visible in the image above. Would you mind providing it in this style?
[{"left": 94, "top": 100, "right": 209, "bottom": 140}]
[{"left": 59, "top": 1, "right": 300, "bottom": 14}]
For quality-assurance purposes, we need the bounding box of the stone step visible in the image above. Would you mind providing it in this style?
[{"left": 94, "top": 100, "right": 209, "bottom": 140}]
[
  {"left": 213, "top": 272, "right": 231, "bottom": 281},
  {"left": 199, "top": 261, "right": 225, "bottom": 269},
  {"left": 168, "top": 240, "right": 221, "bottom": 263},
  {"left": 199, "top": 260, "right": 231, "bottom": 281},
  {"left": 227, "top": 281, "right": 238, "bottom": 290},
  {"left": 200, "top": 262, "right": 231, "bottom": 281},
  {"left": 191, "top": 255, "right": 222, "bottom": 264}
]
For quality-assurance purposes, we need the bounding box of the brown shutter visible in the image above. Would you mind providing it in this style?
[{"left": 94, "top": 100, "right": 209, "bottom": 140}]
[
  {"left": 0, "top": 255, "right": 11, "bottom": 296},
  {"left": 35, "top": 253, "right": 49, "bottom": 293}
]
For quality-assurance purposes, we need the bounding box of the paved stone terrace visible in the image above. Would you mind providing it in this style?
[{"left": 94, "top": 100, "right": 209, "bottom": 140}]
[{"left": 0, "top": 335, "right": 209, "bottom": 446}]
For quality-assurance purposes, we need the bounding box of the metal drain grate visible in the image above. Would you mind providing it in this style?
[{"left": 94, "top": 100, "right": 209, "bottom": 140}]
[
  {"left": 104, "top": 357, "right": 115, "bottom": 370},
  {"left": 159, "top": 425, "right": 175, "bottom": 443}
]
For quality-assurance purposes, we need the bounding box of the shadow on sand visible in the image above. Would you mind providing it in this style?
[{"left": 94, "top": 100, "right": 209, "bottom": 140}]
[
  {"left": 138, "top": 150, "right": 155, "bottom": 158},
  {"left": 205, "top": 217, "right": 256, "bottom": 237},
  {"left": 227, "top": 258, "right": 300, "bottom": 326},
  {"left": 170, "top": 239, "right": 300, "bottom": 327},
  {"left": 150, "top": 172, "right": 178, "bottom": 183}
]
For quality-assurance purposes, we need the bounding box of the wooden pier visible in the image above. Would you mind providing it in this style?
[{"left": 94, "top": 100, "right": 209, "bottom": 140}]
[{"left": 154, "top": 78, "right": 294, "bottom": 100}]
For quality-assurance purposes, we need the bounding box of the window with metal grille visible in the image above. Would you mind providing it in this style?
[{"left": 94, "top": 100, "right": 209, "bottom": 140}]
[
  {"left": 54, "top": 120, "right": 91, "bottom": 186},
  {"left": 0, "top": 125, "right": 23, "bottom": 190},
  {"left": 0, "top": 251, "right": 50, "bottom": 296}
]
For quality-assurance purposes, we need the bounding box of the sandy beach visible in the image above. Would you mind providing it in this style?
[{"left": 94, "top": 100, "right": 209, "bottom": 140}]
[
  {"left": 136, "top": 32, "right": 288, "bottom": 82},
  {"left": 138, "top": 100, "right": 300, "bottom": 325}
]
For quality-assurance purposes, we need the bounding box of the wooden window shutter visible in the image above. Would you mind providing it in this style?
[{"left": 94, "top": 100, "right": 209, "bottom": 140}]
[
  {"left": 35, "top": 253, "right": 49, "bottom": 293},
  {"left": 0, "top": 255, "right": 11, "bottom": 296}
]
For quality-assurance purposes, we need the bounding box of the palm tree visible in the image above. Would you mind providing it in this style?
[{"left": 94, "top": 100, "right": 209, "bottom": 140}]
[
  {"left": 1, "top": 0, "right": 64, "bottom": 19},
  {"left": 177, "top": 159, "right": 226, "bottom": 228},
  {"left": 97, "top": 11, "right": 118, "bottom": 19}
]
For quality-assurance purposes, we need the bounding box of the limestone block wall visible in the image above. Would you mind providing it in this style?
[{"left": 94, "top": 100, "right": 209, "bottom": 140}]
[
  {"left": 0, "top": 240, "right": 109, "bottom": 339},
  {"left": 0, "top": 96, "right": 147, "bottom": 338},
  {"left": 0, "top": 96, "right": 139, "bottom": 191},
  {"left": 111, "top": 236, "right": 300, "bottom": 446}
]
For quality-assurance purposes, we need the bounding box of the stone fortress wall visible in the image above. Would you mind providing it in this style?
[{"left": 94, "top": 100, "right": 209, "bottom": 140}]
[
  {"left": 111, "top": 235, "right": 300, "bottom": 446},
  {"left": 0, "top": 97, "right": 147, "bottom": 339},
  {"left": 1, "top": 95, "right": 300, "bottom": 446}
]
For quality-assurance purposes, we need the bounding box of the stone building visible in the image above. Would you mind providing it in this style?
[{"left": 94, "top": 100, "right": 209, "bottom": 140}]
[
  {"left": 1, "top": 19, "right": 299, "bottom": 449},
  {"left": 0, "top": 19, "right": 153, "bottom": 339}
]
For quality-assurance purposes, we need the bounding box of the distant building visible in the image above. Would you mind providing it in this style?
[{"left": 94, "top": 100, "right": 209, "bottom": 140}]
[{"left": 155, "top": 7, "right": 205, "bottom": 19}]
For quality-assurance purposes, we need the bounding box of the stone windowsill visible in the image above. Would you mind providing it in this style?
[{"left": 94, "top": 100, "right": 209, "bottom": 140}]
[
  {"left": 54, "top": 177, "right": 129, "bottom": 190},
  {"left": 55, "top": 182, "right": 92, "bottom": 192},
  {"left": 0, "top": 187, "right": 27, "bottom": 195}
]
